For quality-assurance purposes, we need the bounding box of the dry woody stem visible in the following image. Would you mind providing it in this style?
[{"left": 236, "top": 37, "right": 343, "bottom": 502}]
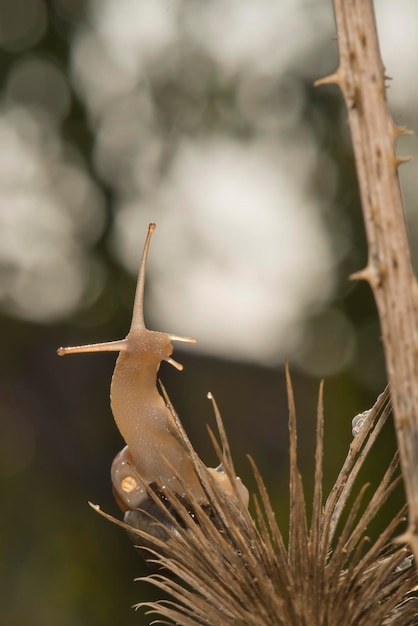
[{"left": 316, "top": 0, "right": 418, "bottom": 561}]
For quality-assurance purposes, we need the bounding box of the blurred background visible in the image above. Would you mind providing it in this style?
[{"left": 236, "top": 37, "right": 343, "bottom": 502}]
[{"left": 0, "top": 1, "right": 418, "bottom": 624}]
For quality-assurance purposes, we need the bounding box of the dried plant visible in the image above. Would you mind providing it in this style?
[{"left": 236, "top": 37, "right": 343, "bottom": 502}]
[
  {"left": 317, "top": 0, "right": 418, "bottom": 561},
  {"left": 94, "top": 372, "right": 418, "bottom": 625}
]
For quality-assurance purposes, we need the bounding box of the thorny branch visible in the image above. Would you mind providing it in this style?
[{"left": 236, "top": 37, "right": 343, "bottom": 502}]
[{"left": 316, "top": 0, "right": 418, "bottom": 560}]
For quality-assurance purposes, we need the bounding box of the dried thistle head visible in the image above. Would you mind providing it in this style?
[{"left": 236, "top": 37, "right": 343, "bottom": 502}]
[{"left": 94, "top": 372, "right": 418, "bottom": 625}]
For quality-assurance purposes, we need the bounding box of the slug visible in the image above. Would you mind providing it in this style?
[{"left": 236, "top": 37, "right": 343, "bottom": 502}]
[{"left": 58, "top": 223, "right": 248, "bottom": 524}]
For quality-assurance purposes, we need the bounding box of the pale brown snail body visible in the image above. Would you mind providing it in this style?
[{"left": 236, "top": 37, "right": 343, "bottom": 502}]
[{"left": 58, "top": 223, "right": 248, "bottom": 534}]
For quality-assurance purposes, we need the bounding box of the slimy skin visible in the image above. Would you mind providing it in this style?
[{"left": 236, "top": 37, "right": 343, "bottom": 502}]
[{"left": 58, "top": 223, "right": 249, "bottom": 513}]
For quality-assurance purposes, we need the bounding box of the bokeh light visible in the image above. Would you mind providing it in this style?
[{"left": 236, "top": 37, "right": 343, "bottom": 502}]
[
  {"left": 70, "top": 0, "right": 345, "bottom": 369},
  {"left": 0, "top": 0, "right": 415, "bottom": 366},
  {"left": 5, "top": 55, "right": 71, "bottom": 122},
  {"left": 0, "top": 0, "right": 47, "bottom": 52},
  {"left": 112, "top": 135, "right": 337, "bottom": 363},
  {"left": 0, "top": 106, "right": 105, "bottom": 321}
]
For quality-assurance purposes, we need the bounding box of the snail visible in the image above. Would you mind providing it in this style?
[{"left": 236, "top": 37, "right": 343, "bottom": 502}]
[{"left": 58, "top": 223, "right": 248, "bottom": 540}]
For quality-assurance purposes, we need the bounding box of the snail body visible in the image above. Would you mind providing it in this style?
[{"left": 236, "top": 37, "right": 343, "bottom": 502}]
[{"left": 58, "top": 223, "right": 248, "bottom": 521}]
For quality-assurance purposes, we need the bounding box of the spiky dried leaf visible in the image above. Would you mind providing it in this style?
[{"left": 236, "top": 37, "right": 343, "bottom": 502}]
[{"left": 94, "top": 376, "right": 417, "bottom": 625}]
